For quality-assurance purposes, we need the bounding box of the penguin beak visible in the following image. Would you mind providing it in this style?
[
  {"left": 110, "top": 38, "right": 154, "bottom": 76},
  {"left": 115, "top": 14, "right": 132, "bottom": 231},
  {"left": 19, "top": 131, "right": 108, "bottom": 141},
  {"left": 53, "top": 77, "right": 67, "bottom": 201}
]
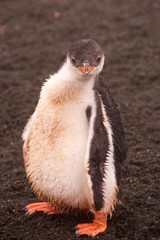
[{"left": 79, "top": 62, "right": 94, "bottom": 75}]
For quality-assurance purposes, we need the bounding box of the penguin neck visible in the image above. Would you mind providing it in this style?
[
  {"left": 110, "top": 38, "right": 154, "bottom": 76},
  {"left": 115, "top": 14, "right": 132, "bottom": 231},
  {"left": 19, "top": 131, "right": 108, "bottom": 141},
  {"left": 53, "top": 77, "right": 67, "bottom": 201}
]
[{"left": 42, "top": 60, "right": 97, "bottom": 104}]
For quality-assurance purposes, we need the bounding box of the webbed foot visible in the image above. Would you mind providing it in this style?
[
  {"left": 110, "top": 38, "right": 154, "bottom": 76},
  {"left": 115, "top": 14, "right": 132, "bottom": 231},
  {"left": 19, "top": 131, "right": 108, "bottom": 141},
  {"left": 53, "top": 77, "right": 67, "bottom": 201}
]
[
  {"left": 26, "top": 202, "right": 56, "bottom": 215},
  {"left": 76, "top": 212, "right": 107, "bottom": 237}
]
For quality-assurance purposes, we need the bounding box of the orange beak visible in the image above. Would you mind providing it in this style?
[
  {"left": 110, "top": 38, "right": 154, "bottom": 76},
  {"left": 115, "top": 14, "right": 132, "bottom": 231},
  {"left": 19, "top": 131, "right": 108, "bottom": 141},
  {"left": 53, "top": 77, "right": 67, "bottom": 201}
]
[{"left": 79, "top": 65, "right": 95, "bottom": 75}]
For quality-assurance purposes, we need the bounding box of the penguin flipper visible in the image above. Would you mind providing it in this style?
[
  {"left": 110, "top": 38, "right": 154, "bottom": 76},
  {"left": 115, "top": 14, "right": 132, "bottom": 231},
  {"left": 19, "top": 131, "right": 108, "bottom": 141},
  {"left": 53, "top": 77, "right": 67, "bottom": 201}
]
[
  {"left": 85, "top": 78, "right": 127, "bottom": 214},
  {"left": 96, "top": 77, "right": 127, "bottom": 201},
  {"left": 84, "top": 90, "right": 114, "bottom": 213},
  {"left": 22, "top": 113, "right": 36, "bottom": 161},
  {"left": 22, "top": 113, "right": 35, "bottom": 141}
]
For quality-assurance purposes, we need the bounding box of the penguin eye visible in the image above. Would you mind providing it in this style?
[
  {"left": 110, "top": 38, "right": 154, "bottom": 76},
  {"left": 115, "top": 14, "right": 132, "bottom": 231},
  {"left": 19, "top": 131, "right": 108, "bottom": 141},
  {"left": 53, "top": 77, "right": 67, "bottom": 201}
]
[
  {"left": 96, "top": 56, "right": 101, "bottom": 64},
  {"left": 71, "top": 58, "right": 76, "bottom": 65}
]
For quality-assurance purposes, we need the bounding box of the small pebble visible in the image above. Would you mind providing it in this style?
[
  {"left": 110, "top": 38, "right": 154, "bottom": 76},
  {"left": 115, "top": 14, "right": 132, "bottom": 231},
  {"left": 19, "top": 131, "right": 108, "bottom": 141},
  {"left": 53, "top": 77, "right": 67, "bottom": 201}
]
[{"left": 53, "top": 11, "right": 61, "bottom": 19}]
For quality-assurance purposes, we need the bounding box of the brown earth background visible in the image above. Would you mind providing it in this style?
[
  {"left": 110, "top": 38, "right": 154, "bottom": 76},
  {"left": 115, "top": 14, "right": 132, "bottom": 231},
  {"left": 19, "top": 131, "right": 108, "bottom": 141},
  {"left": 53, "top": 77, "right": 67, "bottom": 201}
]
[{"left": 0, "top": 0, "right": 160, "bottom": 239}]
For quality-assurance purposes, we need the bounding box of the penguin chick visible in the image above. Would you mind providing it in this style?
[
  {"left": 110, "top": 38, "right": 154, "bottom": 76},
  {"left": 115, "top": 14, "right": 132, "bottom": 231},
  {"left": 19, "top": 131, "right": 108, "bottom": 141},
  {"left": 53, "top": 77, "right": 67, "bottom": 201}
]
[{"left": 22, "top": 39, "right": 127, "bottom": 237}]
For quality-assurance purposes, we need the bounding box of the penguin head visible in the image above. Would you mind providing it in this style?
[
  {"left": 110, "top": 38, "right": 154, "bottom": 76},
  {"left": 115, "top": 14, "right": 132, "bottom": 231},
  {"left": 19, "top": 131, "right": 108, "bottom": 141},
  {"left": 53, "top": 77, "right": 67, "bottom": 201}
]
[{"left": 67, "top": 39, "right": 105, "bottom": 78}]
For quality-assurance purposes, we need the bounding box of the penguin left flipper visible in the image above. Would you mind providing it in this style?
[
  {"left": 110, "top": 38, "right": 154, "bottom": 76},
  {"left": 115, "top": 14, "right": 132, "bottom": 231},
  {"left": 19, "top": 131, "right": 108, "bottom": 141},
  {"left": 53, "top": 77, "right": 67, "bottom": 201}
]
[
  {"left": 84, "top": 90, "right": 118, "bottom": 213},
  {"left": 76, "top": 212, "right": 107, "bottom": 237},
  {"left": 78, "top": 79, "right": 126, "bottom": 236}
]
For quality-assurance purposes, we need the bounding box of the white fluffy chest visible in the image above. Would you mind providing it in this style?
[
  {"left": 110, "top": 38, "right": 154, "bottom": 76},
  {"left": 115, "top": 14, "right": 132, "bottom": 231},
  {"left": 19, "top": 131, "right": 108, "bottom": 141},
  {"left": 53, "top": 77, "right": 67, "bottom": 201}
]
[{"left": 29, "top": 85, "right": 96, "bottom": 209}]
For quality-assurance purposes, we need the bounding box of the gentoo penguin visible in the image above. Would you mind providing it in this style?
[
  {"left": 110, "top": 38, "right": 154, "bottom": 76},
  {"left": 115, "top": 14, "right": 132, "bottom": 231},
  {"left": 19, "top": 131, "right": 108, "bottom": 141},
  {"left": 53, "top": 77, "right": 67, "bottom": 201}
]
[{"left": 22, "top": 39, "right": 127, "bottom": 237}]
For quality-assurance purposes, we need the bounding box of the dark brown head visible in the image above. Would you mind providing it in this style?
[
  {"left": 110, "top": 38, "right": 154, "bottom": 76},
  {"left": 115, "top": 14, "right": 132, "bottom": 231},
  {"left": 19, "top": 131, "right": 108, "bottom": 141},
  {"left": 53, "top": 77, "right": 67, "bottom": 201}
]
[{"left": 67, "top": 39, "right": 104, "bottom": 76}]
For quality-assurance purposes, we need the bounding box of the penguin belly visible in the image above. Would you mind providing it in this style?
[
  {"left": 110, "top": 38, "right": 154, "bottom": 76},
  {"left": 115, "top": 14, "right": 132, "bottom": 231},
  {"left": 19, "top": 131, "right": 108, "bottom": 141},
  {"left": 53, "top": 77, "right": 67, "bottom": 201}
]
[{"left": 26, "top": 99, "right": 93, "bottom": 210}]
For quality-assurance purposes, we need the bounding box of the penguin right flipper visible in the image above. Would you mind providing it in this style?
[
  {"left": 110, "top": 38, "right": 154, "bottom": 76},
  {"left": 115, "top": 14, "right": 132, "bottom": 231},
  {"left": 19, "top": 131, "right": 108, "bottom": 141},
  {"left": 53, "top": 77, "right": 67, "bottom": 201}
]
[{"left": 22, "top": 113, "right": 35, "bottom": 142}]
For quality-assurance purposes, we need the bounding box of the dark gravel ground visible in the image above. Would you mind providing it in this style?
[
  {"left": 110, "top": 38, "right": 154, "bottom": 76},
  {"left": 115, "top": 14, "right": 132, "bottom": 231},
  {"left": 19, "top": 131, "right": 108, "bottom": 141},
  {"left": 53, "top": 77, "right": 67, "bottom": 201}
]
[{"left": 0, "top": 0, "right": 160, "bottom": 239}]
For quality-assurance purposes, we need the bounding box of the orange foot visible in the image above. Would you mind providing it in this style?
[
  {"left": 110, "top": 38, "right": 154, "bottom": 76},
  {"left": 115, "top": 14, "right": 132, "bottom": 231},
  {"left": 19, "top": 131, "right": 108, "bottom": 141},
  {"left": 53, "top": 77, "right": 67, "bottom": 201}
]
[
  {"left": 76, "top": 212, "right": 107, "bottom": 237},
  {"left": 26, "top": 202, "right": 56, "bottom": 215}
]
